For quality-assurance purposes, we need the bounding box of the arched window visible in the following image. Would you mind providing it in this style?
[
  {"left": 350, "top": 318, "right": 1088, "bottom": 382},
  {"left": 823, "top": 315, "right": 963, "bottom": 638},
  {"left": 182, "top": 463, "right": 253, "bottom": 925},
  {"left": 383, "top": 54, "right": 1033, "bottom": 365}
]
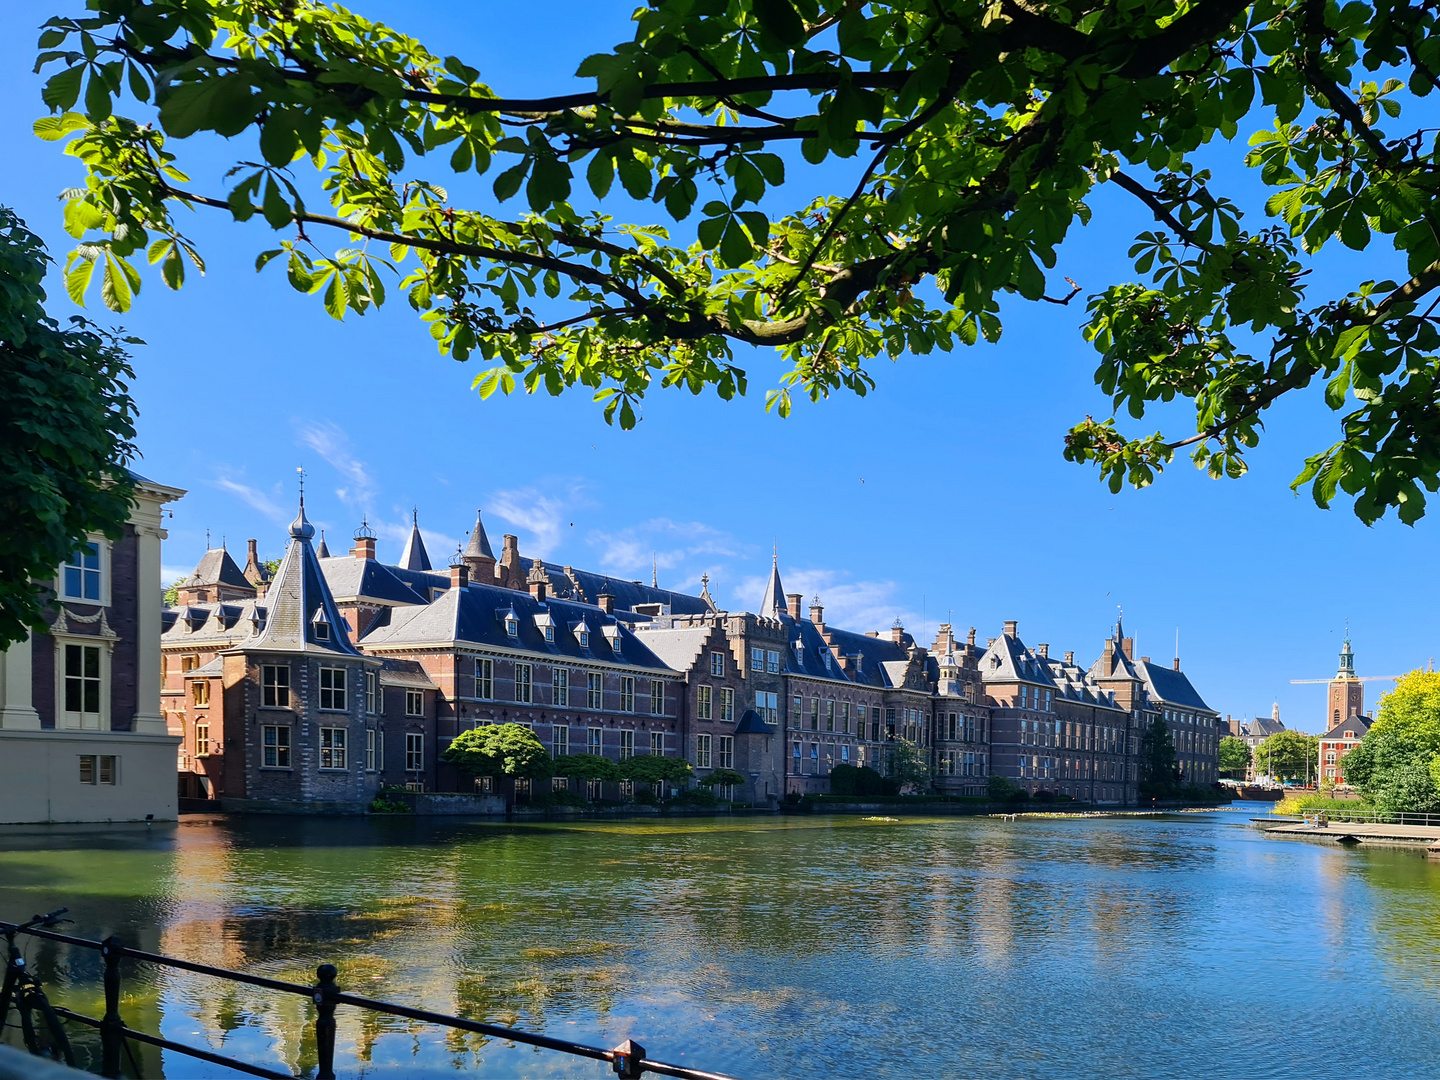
[{"left": 1333, "top": 709, "right": 1340, "bottom": 723}]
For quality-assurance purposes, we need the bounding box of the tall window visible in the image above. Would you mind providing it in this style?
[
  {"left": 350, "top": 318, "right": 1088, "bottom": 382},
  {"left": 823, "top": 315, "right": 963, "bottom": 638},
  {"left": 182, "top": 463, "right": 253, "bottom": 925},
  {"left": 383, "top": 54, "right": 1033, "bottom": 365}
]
[
  {"left": 195, "top": 724, "right": 210, "bottom": 756},
  {"left": 792, "top": 741, "right": 801, "bottom": 767},
  {"left": 405, "top": 689, "right": 424, "bottom": 716},
  {"left": 406, "top": 733, "right": 424, "bottom": 771},
  {"left": 588, "top": 672, "right": 603, "bottom": 709},
  {"left": 62, "top": 542, "right": 102, "bottom": 602},
  {"left": 810, "top": 697, "right": 819, "bottom": 731},
  {"left": 650, "top": 731, "right": 665, "bottom": 755},
  {"left": 554, "top": 668, "right": 569, "bottom": 707},
  {"left": 319, "top": 667, "right": 346, "bottom": 711},
  {"left": 720, "top": 687, "right": 734, "bottom": 722},
  {"left": 650, "top": 680, "right": 665, "bottom": 715},
  {"left": 64, "top": 643, "right": 102, "bottom": 720},
  {"left": 365, "top": 671, "right": 377, "bottom": 714},
  {"left": 843, "top": 702, "right": 852, "bottom": 734},
  {"left": 696, "top": 734, "right": 712, "bottom": 768},
  {"left": 366, "top": 729, "right": 376, "bottom": 771},
  {"left": 755, "top": 691, "right": 778, "bottom": 724},
  {"left": 792, "top": 695, "right": 802, "bottom": 723},
  {"left": 588, "top": 727, "right": 603, "bottom": 755},
  {"left": 554, "top": 725, "right": 569, "bottom": 756},
  {"left": 718, "top": 735, "right": 734, "bottom": 769},
  {"left": 620, "top": 729, "right": 635, "bottom": 759},
  {"left": 262, "top": 665, "right": 291, "bottom": 708},
  {"left": 319, "top": 727, "right": 346, "bottom": 769},
  {"left": 192, "top": 679, "right": 210, "bottom": 707},
  {"left": 710, "top": 651, "right": 725, "bottom": 676},
  {"left": 751, "top": 647, "right": 764, "bottom": 671},
  {"left": 766, "top": 650, "right": 780, "bottom": 673},
  {"left": 620, "top": 677, "right": 635, "bottom": 712},
  {"left": 474, "top": 658, "right": 494, "bottom": 699},
  {"left": 826, "top": 700, "right": 835, "bottom": 732},
  {"left": 262, "top": 725, "right": 290, "bottom": 767},
  {"left": 515, "top": 662, "right": 533, "bottom": 703},
  {"left": 697, "top": 685, "right": 713, "bottom": 720}
]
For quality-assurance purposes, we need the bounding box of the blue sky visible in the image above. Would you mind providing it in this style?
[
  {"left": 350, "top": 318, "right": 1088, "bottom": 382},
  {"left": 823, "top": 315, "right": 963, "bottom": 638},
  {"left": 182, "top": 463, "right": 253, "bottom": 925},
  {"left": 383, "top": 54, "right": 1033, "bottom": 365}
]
[{"left": 3, "top": 1, "right": 1433, "bottom": 732}]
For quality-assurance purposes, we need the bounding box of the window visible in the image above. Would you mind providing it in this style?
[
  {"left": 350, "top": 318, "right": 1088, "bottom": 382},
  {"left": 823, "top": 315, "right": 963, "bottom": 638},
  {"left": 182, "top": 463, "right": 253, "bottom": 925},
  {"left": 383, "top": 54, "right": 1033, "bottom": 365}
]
[
  {"left": 554, "top": 668, "right": 569, "bottom": 707},
  {"left": 192, "top": 678, "right": 209, "bottom": 707},
  {"left": 792, "top": 695, "right": 802, "bottom": 722},
  {"left": 62, "top": 542, "right": 103, "bottom": 602},
  {"left": 553, "top": 776, "right": 570, "bottom": 792},
  {"left": 262, "top": 725, "right": 291, "bottom": 767},
  {"left": 515, "top": 662, "right": 533, "bottom": 703},
  {"left": 63, "top": 643, "right": 103, "bottom": 722},
  {"left": 405, "top": 689, "right": 424, "bottom": 716},
  {"left": 406, "top": 733, "right": 424, "bottom": 772},
  {"left": 586, "top": 778, "right": 601, "bottom": 799},
  {"left": 544, "top": 625, "right": 555, "bottom": 642},
  {"left": 319, "top": 667, "right": 347, "bottom": 711},
  {"left": 366, "top": 729, "right": 376, "bottom": 771},
  {"left": 756, "top": 691, "right": 778, "bottom": 724},
  {"left": 696, "top": 734, "right": 712, "bottom": 768},
  {"left": 611, "top": 632, "right": 624, "bottom": 653},
  {"left": 651, "top": 680, "right": 665, "bottom": 715},
  {"left": 313, "top": 618, "right": 330, "bottom": 641},
  {"left": 751, "top": 647, "right": 764, "bottom": 671},
  {"left": 697, "top": 685, "right": 713, "bottom": 720},
  {"left": 554, "top": 725, "right": 569, "bottom": 756},
  {"left": 319, "top": 727, "right": 347, "bottom": 769},
  {"left": 843, "top": 702, "right": 852, "bottom": 734},
  {"left": 588, "top": 727, "right": 603, "bottom": 755},
  {"left": 77, "top": 755, "right": 117, "bottom": 784},
  {"left": 181, "top": 654, "right": 199, "bottom": 673},
  {"left": 1045, "top": 691, "right": 1052, "bottom": 711},
  {"left": 474, "top": 658, "right": 494, "bottom": 700},
  {"left": 620, "top": 729, "right": 635, "bottom": 759},
  {"left": 620, "top": 677, "right": 635, "bottom": 712},
  {"left": 792, "top": 741, "right": 801, "bottom": 766},
  {"left": 588, "top": 672, "right": 603, "bottom": 709},
  {"left": 262, "top": 665, "right": 291, "bottom": 708},
  {"left": 1021, "top": 686, "right": 1029, "bottom": 709},
  {"left": 579, "top": 631, "right": 590, "bottom": 648},
  {"left": 195, "top": 724, "right": 210, "bottom": 756},
  {"left": 505, "top": 616, "right": 518, "bottom": 637},
  {"left": 710, "top": 651, "right": 725, "bottom": 676},
  {"left": 809, "top": 697, "right": 819, "bottom": 731},
  {"left": 365, "top": 671, "right": 377, "bottom": 714},
  {"left": 718, "top": 735, "right": 734, "bottom": 769},
  {"left": 651, "top": 731, "right": 665, "bottom": 755},
  {"left": 767, "top": 650, "right": 780, "bottom": 673},
  {"left": 841, "top": 744, "right": 850, "bottom": 763},
  {"left": 720, "top": 687, "right": 734, "bottom": 722},
  {"left": 826, "top": 700, "right": 835, "bottom": 732}
]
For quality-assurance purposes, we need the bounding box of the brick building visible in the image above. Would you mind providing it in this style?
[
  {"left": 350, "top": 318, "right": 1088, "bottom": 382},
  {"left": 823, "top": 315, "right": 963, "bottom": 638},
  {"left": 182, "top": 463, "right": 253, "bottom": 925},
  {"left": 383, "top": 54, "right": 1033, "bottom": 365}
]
[{"left": 1319, "top": 713, "right": 1370, "bottom": 786}]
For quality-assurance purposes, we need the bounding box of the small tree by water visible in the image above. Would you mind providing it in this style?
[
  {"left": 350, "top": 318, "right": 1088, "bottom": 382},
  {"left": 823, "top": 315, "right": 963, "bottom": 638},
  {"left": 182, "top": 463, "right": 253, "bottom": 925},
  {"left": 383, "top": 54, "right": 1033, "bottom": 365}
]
[
  {"left": 442, "top": 724, "right": 552, "bottom": 780},
  {"left": 1139, "top": 717, "right": 1179, "bottom": 796},
  {"left": 1218, "top": 736, "right": 1251, "bottom": 780}
]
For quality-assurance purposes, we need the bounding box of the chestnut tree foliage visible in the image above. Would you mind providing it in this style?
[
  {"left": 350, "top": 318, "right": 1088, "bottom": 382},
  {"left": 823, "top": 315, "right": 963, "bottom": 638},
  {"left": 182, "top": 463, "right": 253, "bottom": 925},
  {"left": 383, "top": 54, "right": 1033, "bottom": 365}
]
[{"left": 32, "top": 0, "right": 1440, "bottom": 521}]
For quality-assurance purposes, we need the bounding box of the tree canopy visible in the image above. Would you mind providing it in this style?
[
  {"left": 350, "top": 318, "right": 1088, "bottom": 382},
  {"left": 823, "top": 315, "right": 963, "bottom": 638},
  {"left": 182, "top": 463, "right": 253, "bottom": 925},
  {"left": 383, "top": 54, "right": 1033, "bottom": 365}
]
[
  {"left": 1139, "top": 715, "right": 1179, "bottom": 792},
  {"left": 550, "top": 752, "right": 622, "bottom": 781},
  {"left": 617, "top": 753, "right": 694, "bottom": 784},
  {"left": 1253, "top": 728, "right": 1318, "bottom": 780},
  {"left": 1343, "top": 669, "right": 1440, "bottom": 811},
  {"left": 442, "top": 722, "right": 552, "bottom": 778},
  {"left": 1217, "top": 734, "right": 1252, "bottom": 777},
  {"left": 697, "top": 767, "right": 748, "bottom": 787},
  {"left": 0, "top": 206, "right": 137, "bottom": 649},
  {"left": 34, "top": 0, "right": 1440, "bottom": 521}
]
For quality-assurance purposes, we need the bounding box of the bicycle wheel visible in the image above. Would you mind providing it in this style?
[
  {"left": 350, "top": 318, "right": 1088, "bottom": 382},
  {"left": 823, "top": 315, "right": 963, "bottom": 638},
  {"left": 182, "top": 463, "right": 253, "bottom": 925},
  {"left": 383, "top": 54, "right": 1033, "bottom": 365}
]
[{"left": 19, "top": 989, "right": 74, "bottom": 1067}]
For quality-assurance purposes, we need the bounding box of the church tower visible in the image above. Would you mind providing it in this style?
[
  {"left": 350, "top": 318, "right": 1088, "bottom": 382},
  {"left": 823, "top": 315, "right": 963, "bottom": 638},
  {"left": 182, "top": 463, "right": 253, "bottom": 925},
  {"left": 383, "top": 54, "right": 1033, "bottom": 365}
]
[{"left": 1327, "top": 637, "right": 1365, "bottom": 727}]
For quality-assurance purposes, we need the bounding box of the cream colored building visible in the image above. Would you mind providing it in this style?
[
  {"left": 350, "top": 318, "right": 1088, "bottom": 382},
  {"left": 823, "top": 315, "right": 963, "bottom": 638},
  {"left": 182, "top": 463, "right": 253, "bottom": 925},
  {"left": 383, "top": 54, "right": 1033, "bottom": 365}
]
[{"left": 0, "top": 472, "right": 185, "bottom": 823}]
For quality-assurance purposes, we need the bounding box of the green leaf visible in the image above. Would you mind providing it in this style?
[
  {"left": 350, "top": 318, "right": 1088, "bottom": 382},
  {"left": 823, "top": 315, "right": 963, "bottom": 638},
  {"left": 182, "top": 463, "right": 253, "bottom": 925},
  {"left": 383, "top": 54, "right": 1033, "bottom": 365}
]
[
  {"left": 259, "top": 116, "right": 299, "bottom": 166},
  {"left": 261, "top": 177, "right": 292, "bottom": 230},
  {"left": 33, "top": 112, "right": 88, "bottom": 142},
  {"left": 493, "top": 161, "right": 529, "bottom": 202},
  {"left": 65, "top": 254, "right": 96, "bottom": 307},
  {"left": 324, "top": 271, "right": 349, "bottom": 320},
  {"left": 100, "top": 252, "right": 137, "bottom": 312},
  {"left": 42, "top": 66, "right": 84, "bottom": 111},
  {"left": 719, "top": 218, "right": 753, "bottom": 267},
  {"left": 752, "top": 0, "right": 807, "bottom": 47},
  {"left": 161, "top": 247, "right": 185, "bottom": 290},
  {"left": 586, "top": 153, "right": 614, "bottom": 199}
]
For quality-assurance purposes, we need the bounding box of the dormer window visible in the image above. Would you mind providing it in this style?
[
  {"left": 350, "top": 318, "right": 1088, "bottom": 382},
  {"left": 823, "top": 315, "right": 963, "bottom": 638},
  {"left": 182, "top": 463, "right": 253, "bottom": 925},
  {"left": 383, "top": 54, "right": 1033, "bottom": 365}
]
[
  {"left": 545, "top": 626, "right": 555, "bottom": 642},
  {"left": 611, "top": 633, "right": 623, "bottom": 652},
  {"left": 312, "top": 610, "right": 331, "bottom": 641},
  {"left": 579, "top": 631, "right": 590, "bottom": 648},
  {"left": 505, "top": 617, "right": 518, "bottom": 637}
]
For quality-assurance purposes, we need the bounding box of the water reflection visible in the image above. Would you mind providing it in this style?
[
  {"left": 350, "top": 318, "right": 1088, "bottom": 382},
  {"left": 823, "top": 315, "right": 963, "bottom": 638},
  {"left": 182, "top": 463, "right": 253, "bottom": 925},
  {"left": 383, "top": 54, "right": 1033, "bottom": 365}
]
[{"left": 2, "top": 810, "right": 1440, "bottom": 1078}]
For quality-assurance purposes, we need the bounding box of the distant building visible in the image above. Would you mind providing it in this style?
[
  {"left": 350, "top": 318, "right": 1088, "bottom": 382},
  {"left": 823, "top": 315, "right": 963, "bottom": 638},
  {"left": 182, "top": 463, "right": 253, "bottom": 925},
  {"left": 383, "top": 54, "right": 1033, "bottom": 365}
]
[
  {"left": 0, "top": 472, "right": 185, "bottom": 823},
  {"left": 1319, "top": 713, "right": 1371, "bottom": 786},
  {"left": 1327, "top": 638, "right": 1366, "bottom": 729}
]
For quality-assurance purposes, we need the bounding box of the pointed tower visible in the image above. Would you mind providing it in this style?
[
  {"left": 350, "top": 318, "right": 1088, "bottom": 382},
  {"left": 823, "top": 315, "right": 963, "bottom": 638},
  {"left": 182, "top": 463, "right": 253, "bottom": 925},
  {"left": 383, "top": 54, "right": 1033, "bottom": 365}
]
[
  {"left": 176, "top": 544, "right": 256, "bottom": 605},
  {"left": 759, "top": 552, "right": 786, "bottom": 619},
  {"left": 241, "top": 499, "right": 363, "bottom": 656},
  {"left": 463, "top": 510, "right": 497, "bottom": 582},
  {"left": 242, "top": 539, "right": 271, "bottom": 591},
  {"left": 398, "top": 510, "right": 432, "bottom": 571},
  {"left": 1328, "top": 635, "right": 1364, "bottom": 725},
  {"left": 316, "top": 530, "right": 331, "bottom": 559}
]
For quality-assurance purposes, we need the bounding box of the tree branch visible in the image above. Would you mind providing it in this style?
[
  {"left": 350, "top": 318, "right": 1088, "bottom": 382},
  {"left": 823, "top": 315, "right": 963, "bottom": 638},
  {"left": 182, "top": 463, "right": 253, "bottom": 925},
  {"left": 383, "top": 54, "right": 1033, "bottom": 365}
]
[{"left": 1111, "top": 171, "right": 1224, "bottom": 252}]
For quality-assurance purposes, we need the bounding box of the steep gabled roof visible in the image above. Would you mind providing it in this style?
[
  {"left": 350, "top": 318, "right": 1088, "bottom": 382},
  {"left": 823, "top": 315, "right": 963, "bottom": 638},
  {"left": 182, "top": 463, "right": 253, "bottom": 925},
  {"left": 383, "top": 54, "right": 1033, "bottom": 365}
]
[
  {"left": 235, "top": 501, "right": 364, "bottom": 657},
  {"left": 759, "top": 555, "right": 785, "bottom": 619},
  {"left": 398, "top": 512, "right": 432, "bottom": 571},
  {"left": 1321, "top": 713, "right": 1371, "bottom": 740},
  {"left": 631, "top": 625, "right": 716, "bottom": 672},
  {"left": 1135, "top": 659, "right": 1215, "bottom": 713},
  {"left": 464, "top": 510, "right": 495, "bottom": 560},
  {"left": 183, "top": 547, "right": 253, "bottom": 592},
  {"left": 320, "top": 556, "right": 428, "bottom": 606},
  {"left": 980, "top": 629, "right": 1057, "bottom": 687}
]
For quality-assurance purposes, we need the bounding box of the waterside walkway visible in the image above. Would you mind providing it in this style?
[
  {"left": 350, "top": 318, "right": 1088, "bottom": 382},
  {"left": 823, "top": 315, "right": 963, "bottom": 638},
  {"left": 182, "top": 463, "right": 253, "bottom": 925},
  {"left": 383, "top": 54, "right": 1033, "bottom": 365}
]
[{"left": 1258, "top": 818, "right": 1440, "bottom": 845}]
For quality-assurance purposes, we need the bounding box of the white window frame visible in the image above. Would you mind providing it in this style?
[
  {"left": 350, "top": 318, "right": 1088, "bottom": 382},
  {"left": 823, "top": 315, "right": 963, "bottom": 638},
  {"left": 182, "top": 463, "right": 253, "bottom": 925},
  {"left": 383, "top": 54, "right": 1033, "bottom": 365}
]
[
  {"left": 318, "top": 667, "right": 347, "bottom": 711},
  {"left": 620, "top": 729, "right": 635, "bottom": 760},
  {"left": 718, "top": 735, "right": 734, "bottom": 770},
  {"left": 587, "top": 727, "right": 603, "bottom": 755},
  {"left": 194, "top": 723, "right": 210, "bottom": 757},
  {"left": 697, "top": 684, "right": 713, "bottom": 720},
  {"left": 766, "top": 650, "right": 780, "bottom": 673},
  {"left": 720, "top": 687, "right": 734, "bottom": 722},
  {"left": 553, "top": 724, "right": 569, "bottom": 756},
  {"left": 696, "top": 733, "right": 712, "bottom": 768},
  {"left": 650, "top": 730, "right": 665, "bottom": 755},
  {"left": 554, "top": 668, "right": 569, "bottom": 707},
  {"left": 262, "top": 664, "right": 291, "bottom": 708},
  {"left": 751, "top": 647, "right": 764, "bottom": 671},
  {"left": 405, "top": 689, "right": 424, "bottom": 716},
  {"left": 405, "top": 733, "right": 424, "bottom": 772},
  {"left": 588, "top": 672, "right": 603, "bottom": 709},
  {"left": 262, "top": 724, "right": 291, "bottom": 768},
  {"left": 620, "top": 676, "right": 635, "bottom": 713},
  {"left": 650, "top": 679, "right": 665, "bottom": 716},
  {"left": 515, "top": 662, "right": 533, "bottom": 703},
  {"left": 474, "top": 657, "right": 494, "bottom": 700},
  {"left": 366, "top": 728, "right": 376, "bottom": 772},
  {"left": 365, "top": 670, "right": 377, "bottom": 714},
  {"left": 710, "top": 651, "right": 725, "bottom": 677},
  {"left": 58, "top": 536, "right": 109, "bottom": 606},
  {"left": 319, "top": 727, "right": 347, "bottom": 770},
  {"left": 57, "top": 637, "right": 109, "bottom": 731}
]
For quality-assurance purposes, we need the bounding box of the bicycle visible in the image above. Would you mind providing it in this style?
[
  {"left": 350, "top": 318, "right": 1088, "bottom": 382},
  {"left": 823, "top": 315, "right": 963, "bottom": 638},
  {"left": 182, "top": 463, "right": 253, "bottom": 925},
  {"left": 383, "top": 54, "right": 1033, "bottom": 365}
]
[{"left": 0, "top": 908, "right": 75, "bottom": 1066}]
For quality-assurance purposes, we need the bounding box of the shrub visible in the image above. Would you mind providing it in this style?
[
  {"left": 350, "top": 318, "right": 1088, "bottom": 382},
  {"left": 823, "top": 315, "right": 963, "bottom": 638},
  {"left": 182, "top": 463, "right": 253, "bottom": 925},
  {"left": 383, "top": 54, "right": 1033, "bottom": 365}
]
[
  {"left": 530, "top": 789, "right": 590, "bottom": 809},
  {"left": 369, "top": 796, "right": 411, "bottom": 814},
  {"left": 673, "top": 788, "right": 719, "bottom": 807},
  {"left": 988, "top": 774, "right": 1018, "bottom": 800},
  {"left": 633, "top": 786, "right": 659, "bottom": 805},
  {"left": 1032, "top": 789, "right": 1055, "bottom": 803}
]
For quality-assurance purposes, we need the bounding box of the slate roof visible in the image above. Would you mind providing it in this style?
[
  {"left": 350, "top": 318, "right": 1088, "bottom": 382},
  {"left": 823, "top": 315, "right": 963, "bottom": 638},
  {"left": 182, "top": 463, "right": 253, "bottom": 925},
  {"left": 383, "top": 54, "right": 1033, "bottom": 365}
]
[
  {"left": 378, "top": 657, "right": 438, "bottom": 689},
  {"left": 1088, "top": 622, "right": 1142, "bottom": 683},
  {"left": 784, "top": 621, "right": 916, "bottom": 688},
  {"left": 358, "top": 579, "right": 673, "bottom": 670},
  {"left": 980, "top": 629, "right": 1058, "bottom": 687},
  {"left": 1246, "top": 716, "right": 1286, "bottom": 738},
  {"left": 531, "top": 562, "right": 713, "bottom": 616},
  {"left": 319, "top": 556, "right": 428, "bottom": 606},
  {"left": 398, "top": 513, "right": 432, "bottom": 572},
  {"left": 759, "top": 556, "right": 785, "bottom": 619},
  {"left": 182, "top": 657, "right": 224, "bottom": 678},
  {"left": 631, "top": 626, "right": 715, "bottom": 671},
  {"left": 464, "top": 511, "right": 495, "bottom": 560},
  {"left": 1135, "top": 659, "right": 1216, "bottom": 714},
  {"left": 236, "top": 501, "right": 365, "bottom": 658},
  {"left": 734, "top": 708, "right": 777, "bottom": 734},
  {"left": 182, "top": 547, "right": 253, "bottom": 592},
  {"left": 162, "top": 599, "right": 267, "bottom": 646},
  {"left": 1321, "top": 713, "right": 1371, "bottom": 741}
]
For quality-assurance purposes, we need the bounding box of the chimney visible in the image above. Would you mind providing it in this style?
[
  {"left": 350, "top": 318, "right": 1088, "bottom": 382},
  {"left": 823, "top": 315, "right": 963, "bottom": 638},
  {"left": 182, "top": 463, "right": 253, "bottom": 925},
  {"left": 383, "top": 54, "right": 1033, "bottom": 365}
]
[
  {"left": 351, "top": 517, "right": 378, "bottom": 560},
  {"left": 1173, "top": 656, "right": 1181, "bottom": 671},
  {"left": 500, "top": 534, "right": 522, "bottom": 587},
  {"left": 1003, "top": 620, "right": 1018, "bottom": 638},
  {"left": 1120, "top": 636, "right": 1134, "bottom": 660},
  {"left": 786, "top": 593, "right": 803, "bottom": 620},
  {"left": 1036, "top": 644, "right": 1049, "bottom": 658},
  {"left": 450, "top": 562, "right": 469, "bottom": 590},
  {"left": 527, "top": 559, "right": 548, "bottom": 602},
  {"left": 598, "top": 591, "right": 615, "bottom": 615},
  {"left": 1141, "top": 655, "right": 1150, "bottom": 664},
  {"left": 967, "top": 626, "right": 977, "bottom": 647},
  {"left": 1063, "top": 650, "right": 1074, "bottom": 665},
  {"left": 809, "top": 597, "right": 824, "bottom": 626},
  {"left": 891, "top": 621, "right": 905, "bottom": 644}
]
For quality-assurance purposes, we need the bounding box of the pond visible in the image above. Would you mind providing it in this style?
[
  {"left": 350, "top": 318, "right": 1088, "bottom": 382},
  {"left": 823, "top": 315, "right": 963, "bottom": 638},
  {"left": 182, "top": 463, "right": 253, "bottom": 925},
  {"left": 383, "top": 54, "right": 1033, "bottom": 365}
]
[{"left": 0, "top": 807, "right": 1436, "bottom": 1079}]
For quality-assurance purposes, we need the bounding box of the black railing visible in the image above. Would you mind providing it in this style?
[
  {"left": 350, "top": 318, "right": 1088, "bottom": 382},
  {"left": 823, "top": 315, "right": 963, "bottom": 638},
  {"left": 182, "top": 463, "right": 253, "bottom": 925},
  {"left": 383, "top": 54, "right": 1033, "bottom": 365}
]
[{"left": 1, "top": 921, "right": 742, "bottom": 1080}]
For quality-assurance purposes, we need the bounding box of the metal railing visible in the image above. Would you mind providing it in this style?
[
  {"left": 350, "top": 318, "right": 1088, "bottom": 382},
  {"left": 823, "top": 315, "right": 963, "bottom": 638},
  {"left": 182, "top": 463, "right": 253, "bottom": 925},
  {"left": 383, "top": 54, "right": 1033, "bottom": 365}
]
[
  {"left": 0, "top": 920, "right": 742, "bottom": 1080},
  {"left": 1268, "top": 807, "right": 1440, "bottom": 828}
]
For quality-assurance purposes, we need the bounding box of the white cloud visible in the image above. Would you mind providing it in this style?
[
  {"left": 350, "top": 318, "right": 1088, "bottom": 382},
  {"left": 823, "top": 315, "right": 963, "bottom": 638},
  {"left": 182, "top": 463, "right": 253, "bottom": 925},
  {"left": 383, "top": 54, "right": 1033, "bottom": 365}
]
[
  {"left": 586, "top": 518, "right": 746, "bottom": 579},
  {"left": 489, "top": 487, "right": 583, "bottom": 559},
  {"left": 296, "top": 420, "right": 377, "bottom": 510},
  {"left": 733, "top": 567, "right": 923, "bottom": 637},
  {"left": 212, "top": 475, "right": 288, "bottom": 523},
  {"left": 162, "top": 563, "right": 192, "bottom": 585}
]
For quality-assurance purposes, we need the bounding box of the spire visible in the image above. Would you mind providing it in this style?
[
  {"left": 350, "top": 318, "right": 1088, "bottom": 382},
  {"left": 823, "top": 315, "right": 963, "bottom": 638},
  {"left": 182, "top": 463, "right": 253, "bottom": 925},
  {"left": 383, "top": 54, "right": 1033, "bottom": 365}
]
[
  {"left": 398, "top": 509, "right": 432, "bottom": 571},
  {"left": 699, "top": 572, "right": 717, "bottom": 613},
  {"left": 1337, "top": 635, "right": 1356, "bottom": 678},
  {"left": 246, "top": 500, "right": 361, "bottom": 656},
  {"left": 464, "top": 510, "right": 495, "bottom": 560},
  {"left": 289, "top": 497, "right": 315, "bottom": 540},
  {"left": 652, "top": 552, "right": 658, "bottom": 588},
  {"left": 759, "top": 551, "right": 785, "bottom": 618},
  {"left": 317, "top": 529, "right": 331, "bottom": 559}
]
